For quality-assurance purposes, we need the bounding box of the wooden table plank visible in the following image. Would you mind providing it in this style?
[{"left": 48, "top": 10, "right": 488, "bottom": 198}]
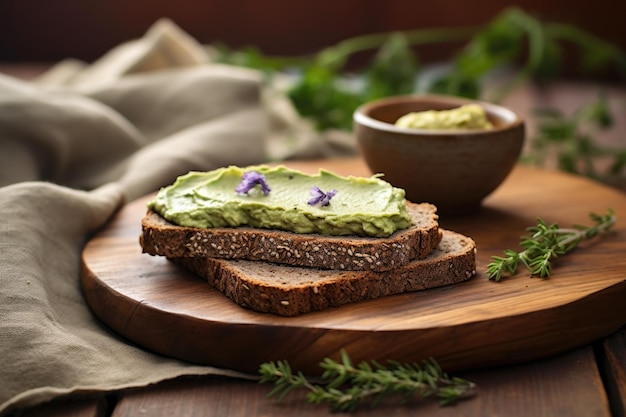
[
  {"left": 600, "top": 327, "right": 626, "bottom": 417},
  {"left": 17, "top": 396, "right": 107, "bottom": 417},
  {"left": 460, "top": 347, "right": 610, "bottom": 417},
  {"left": 111, "top": 345, "right": 610, "bottom": 417}
]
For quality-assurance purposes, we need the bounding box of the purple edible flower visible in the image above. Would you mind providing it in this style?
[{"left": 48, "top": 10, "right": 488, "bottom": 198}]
[
  {"left": 308, "top": 186, "right": 337, "bottom": 207},
  {"left": 235, "top": 171, "right": 271, "bottom": 195}
]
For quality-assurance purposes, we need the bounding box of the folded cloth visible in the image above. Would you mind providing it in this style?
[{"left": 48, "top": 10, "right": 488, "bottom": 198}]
[{"left": 0, "top": 19, "right": 356, "bottom": 414}]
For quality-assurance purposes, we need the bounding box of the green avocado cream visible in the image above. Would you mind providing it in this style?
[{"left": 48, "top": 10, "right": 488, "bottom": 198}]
[
  {"left": 148, "top": 165, "right": 412, "bottom": 237},
  {"left": 395, "top": 104, "right": 493, "bottom": 130}
]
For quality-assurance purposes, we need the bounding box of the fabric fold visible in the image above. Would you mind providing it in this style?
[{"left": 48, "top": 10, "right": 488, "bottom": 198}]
[
  {"left": 0, "top": 74, "right": 145, "bottom": 187},
  {"left": 0, "top": 183, "right": 249, "bottom": 414}
]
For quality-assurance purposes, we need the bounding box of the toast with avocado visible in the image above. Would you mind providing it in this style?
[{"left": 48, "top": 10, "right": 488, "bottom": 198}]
[
  {"left": 170, "top": 229, "right": 476, "bottom": 316},
  {"left": 139, "top": 165, "right": 477, "bottom": 316},
  {"left": 140, "top": 165, "right": 441, "bottom": 272}
]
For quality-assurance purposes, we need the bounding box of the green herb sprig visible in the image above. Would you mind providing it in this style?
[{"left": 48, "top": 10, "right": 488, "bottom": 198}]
[
  {"left": 487, "top": 209, "right": 616, "bottom": 281},
  {"left": 524, "top": 93, "right": 626, "bottom": 186},
  {"left": 215, "top": 8, "right": 626, "bottom": 187},
  {"left": 216, "top": 7, "right": 625, "bottom": 131},
  {"left": 259, "top": 350, "right": 476, "bottom": 412}
]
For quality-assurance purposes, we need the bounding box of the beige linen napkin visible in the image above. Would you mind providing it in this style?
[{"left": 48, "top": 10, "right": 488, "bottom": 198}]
[{"left": 0, "top": 19, "right": 355, "bottom": 414}]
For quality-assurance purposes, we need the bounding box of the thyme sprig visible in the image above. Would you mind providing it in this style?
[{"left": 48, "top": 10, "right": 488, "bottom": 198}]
[
  {"left": 259, "top": 350, "right": 476, "bottom": 412},
  {"left": 487, "top": 209, "right": 616, "bottom": 281}
]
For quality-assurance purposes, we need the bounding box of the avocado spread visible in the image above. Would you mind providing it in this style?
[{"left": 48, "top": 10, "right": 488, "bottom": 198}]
[
  {"left": 395, "top": 104, "right": 493, "bottom": 130},
  {"left": 148, "top": 165, "right": 412, "bottom": 237}
]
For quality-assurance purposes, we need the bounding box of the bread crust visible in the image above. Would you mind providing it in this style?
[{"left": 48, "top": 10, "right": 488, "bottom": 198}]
[
  {"left": 171, "top": 229, "right": 477, "bottom": 316},
  {"left": 140, "top": 202, "right": 441, "bottom": 272}
]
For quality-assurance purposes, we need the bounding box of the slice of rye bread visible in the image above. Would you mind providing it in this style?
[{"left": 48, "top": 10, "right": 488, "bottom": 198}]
[
  {"left": 140, "top": 202, "right": 441, "bottom": 272},
  {"left": 170, "top": 229, "right": 476, "bottom": 316}
]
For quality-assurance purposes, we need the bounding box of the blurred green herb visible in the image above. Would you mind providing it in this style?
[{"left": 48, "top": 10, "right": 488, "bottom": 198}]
[
  {"left": 259, "top": 349, "right": 475, "bottom": 412},
  {"left": 216, "top": 7, "right": 625, "bottom": 131},
  {"left": 487, "top": 209, "right": 616, "bottom": 281},
  {"left": 215, "top": 7, "right": 626, "bottom": 187},
  {"left": 284, "top": 26, "right": 472, "bottom": 131},
  {"left": 524, "top": 93, "right": 626, "bottom": 185}
]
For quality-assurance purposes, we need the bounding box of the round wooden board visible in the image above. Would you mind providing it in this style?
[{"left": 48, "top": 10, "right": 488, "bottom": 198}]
[{"left": 81, "top": 158, "right": 626, "bottom": 374}]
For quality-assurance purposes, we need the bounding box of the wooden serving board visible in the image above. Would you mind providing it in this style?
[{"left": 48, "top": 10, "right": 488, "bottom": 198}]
[{"left": 81, "top": 158, "right": 626, "bottom": 374}]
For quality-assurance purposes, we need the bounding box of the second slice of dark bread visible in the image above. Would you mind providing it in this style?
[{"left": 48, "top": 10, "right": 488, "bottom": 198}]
[{"left": 170, "top": 229, "right": 476, "bottom": 316}]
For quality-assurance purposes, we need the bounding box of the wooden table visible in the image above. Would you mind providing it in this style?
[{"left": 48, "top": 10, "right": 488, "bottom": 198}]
[{"left": 20, "top": 157, "right": 626, "bottom": 417}]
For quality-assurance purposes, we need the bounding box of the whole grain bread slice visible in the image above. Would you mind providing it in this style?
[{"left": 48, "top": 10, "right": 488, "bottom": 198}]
[
  {"left": 141, "top": 202, "right": 441, "bottom": 272},
  {"left": 171, "top": 229, "right": 476, "bottom": 316}
]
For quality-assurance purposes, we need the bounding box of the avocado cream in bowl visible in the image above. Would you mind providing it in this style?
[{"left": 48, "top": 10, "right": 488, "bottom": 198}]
[{"left": 394, "top": 104, "right": 494, "bottom": 130}]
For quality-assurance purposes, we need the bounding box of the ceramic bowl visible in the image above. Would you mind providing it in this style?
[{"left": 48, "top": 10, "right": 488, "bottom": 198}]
[{"left": 353, "top": 94, "right": 525, "bottom": 214}]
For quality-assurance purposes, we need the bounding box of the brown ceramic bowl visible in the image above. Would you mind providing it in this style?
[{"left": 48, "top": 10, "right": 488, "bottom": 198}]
[{"left": 353, "top": 94, "right": 525, "bottom": 214}]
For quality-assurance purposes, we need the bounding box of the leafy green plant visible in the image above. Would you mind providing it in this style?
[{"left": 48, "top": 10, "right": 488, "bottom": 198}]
[
  {"left": 215, "top": 8, "right": 626, "bottom": 186},
  {"left": 217, "top": 7, "right": 625, "bottom": 131},
  {"left": 487, "top": 209, "right": 616, "bottom": 281},
  {"left": 259, "top": 350, "right": 475, "bottom": 412},
  {"left": 524, "top": 93, "right": 626, "bottom": 185}
]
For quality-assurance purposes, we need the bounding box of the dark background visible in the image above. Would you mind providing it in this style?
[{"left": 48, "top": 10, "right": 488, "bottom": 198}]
[{"left": 1, "top": 0, "right": 624, "bottom": 79}]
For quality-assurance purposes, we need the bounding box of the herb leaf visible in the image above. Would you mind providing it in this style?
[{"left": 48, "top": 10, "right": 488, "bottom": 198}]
[
  {"left": 287, "top": 65, "right": 362, "bottom": 131},
  {"left": 363, "top": 33, "right": 419, "bottom": 100}
]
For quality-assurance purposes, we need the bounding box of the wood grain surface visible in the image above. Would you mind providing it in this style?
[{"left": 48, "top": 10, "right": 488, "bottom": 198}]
[{"left": 80, "top": 158, "right": 626, "bottom": 375}]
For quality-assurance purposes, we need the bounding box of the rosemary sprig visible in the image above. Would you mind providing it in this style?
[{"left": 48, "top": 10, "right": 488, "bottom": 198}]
[
  {"left": 487, "top": 209, "right": 616, "bottom": 281},
  {"left": 259, "top": 350, "right": 476, "bottom": 412}
]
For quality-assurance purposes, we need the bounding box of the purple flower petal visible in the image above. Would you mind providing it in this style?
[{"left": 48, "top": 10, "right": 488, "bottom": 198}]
[
  {"left": 308, "top": 186, "right": 337, "bottom": 206},
  {"left": 235, "top": 171, "right": 271, "bottom": 195}
]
